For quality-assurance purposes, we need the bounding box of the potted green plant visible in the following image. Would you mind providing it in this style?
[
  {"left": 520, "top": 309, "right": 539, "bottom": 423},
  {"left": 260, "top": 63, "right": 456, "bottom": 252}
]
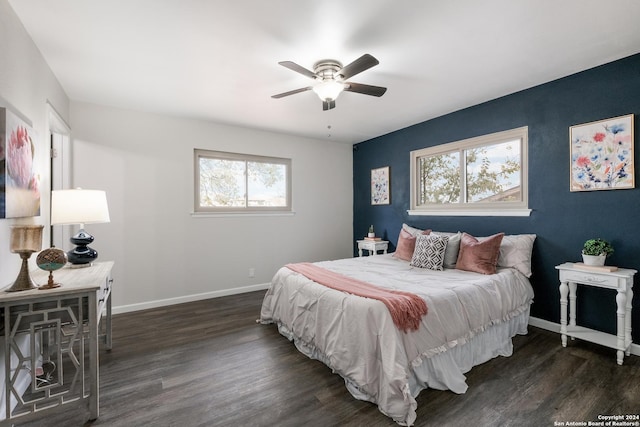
[
  {"left": 582, "top": 238, "right": 614, "bottom": 266},
  {"left": 368, "top": 225, "right": 375, "bottom": 238}
]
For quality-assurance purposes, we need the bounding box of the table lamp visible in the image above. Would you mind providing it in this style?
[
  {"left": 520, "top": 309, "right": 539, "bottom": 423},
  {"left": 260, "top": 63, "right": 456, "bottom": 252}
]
[
  {"left": 7, "top": 224, "right": 44, "bottom": 292},
  {"left": 51, "top": 189, "right": 110, "bottom": 267}
]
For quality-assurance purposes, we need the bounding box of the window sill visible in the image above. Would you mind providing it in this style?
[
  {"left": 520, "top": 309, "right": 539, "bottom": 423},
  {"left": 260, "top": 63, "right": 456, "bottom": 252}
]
[
  {"left": 407, "top": 208, "right": 531, "bottom": 217},
  {"left": 191, "top": 211, "right": 296, "bottom": 218}
]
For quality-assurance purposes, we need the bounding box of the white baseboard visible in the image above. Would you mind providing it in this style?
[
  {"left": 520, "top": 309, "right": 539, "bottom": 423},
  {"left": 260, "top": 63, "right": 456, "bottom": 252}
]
[
  {"left": 528, "top": 316, "right": 640, "bottom": 357},
  {"left": 112, "top": 282, "right": 271, "bottom": 315},
  {"left": 528, "top": 316, "right": 560, "bottom": 333}
]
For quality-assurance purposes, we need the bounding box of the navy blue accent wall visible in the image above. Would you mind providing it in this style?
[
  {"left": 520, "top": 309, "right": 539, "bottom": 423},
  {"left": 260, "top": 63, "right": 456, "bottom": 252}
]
[{"left": 354, "top": 53, "right": 640, "bottom": 341}]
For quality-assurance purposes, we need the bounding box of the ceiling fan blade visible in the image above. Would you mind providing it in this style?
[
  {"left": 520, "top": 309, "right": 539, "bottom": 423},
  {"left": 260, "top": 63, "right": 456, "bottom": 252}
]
[
  {"left": 322, "top": 100, "right": 336, "bottom": 111},
  {"left": 337, "top": 54, "right": 379, "bottom": 80},
  {"left": 272, "top": 87, "right": 312, "bottom": 99},
  {"left": 278, "top": 61, "right": 317, "bottom": 79},
  {"left": 344, "top": 82, "right": 387, "bottom": 97}
]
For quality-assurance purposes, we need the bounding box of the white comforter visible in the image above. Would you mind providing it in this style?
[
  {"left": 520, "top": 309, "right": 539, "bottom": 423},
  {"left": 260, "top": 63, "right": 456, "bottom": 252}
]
[{"left": 260, "top": 254, "right": 534, "bottom": 425}]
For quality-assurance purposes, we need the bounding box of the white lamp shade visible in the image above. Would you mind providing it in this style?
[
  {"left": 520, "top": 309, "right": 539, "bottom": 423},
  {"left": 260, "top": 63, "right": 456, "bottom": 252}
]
[{"left": 51, "top": 189, "right": 111, "bottom": 225}]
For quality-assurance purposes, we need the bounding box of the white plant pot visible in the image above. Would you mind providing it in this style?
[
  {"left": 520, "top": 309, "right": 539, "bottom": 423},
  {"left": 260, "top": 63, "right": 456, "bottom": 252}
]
[
  {"left": 582, "top": 253, "right": 606, "bottom": 266},
  {"left": 368, "top": 233, "right": 375, "bottom": 238}
]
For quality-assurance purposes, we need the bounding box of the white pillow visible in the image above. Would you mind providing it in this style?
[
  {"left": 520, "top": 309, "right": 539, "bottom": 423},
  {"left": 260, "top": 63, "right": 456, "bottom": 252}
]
[
  {"left": 477, "top": 233, "right": 536, "bottom": 277},
  {"left": 402, "top": 223, "right": 425, "bottom": 237},
  {"left": 410, "top": 234, "right": 449, "bottom": 271},
  {"left": 497, "top": 234, "right": 536, "bottom": 277}
]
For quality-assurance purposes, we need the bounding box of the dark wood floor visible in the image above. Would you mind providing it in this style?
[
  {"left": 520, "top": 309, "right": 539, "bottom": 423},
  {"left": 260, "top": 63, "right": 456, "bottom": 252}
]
[{"left": 19, "top": 290, "right": 640, "bottom": 427}]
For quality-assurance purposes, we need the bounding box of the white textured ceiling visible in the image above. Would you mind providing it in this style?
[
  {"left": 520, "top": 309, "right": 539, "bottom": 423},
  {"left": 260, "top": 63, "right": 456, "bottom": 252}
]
[{"left": 9, "top": 0, "right": 640, "bottom": 144}]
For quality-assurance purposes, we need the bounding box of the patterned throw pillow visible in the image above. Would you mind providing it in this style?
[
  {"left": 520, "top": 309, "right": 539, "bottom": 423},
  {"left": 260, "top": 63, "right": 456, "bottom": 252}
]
[
  {"left": 410, "top": 234, "right": 449, "bottom": 270},
  {"left": 432, "top": 231, "right": 462, "bottom": 268}
]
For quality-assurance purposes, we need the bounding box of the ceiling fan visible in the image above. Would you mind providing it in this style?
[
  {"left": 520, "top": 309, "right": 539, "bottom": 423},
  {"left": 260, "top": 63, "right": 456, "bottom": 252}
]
[{"left": 272, "top": 54, "right": 387, "bottom": 111}]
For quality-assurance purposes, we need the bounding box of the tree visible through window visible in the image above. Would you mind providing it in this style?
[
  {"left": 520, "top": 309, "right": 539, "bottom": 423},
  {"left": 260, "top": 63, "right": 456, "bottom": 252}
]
[
  {"left": 410, "top": 127, "right": 529, "bottom": 215},
  {"left": 194, "top": 149, "right": 291, "bottom": 212},
  {"left": 466, "top": 143, "right": 521, "bottom": 203}
]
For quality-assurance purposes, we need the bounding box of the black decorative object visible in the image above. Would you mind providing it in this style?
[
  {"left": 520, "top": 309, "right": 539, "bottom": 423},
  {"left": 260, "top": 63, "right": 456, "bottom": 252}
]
[{"left": 68, "top": 230, "right": 98, "bottom": 265}]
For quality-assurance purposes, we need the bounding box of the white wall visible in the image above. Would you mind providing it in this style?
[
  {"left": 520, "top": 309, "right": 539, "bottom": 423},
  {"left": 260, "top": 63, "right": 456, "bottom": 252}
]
[
  {"left": 0, "top": 0, "right": 69, "bottom": 287},
  {"left": 69, "top": 101, "right": 353, "bottom": 312},
  {"left": 1, "top": 0, "right": 353, "bottom": 309}
]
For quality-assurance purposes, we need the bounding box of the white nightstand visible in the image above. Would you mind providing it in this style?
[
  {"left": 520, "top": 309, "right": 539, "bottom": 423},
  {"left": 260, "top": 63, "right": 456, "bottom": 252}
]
[
  {"left": 555, "top": 262, "right": 636, "bottom": 365},
  {"left": 357, "top": 239, "right": 389, "bottom": 257}
]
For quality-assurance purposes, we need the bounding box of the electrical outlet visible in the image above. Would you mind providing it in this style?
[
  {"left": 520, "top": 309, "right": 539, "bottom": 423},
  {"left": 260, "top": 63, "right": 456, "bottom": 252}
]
[{"left": 248, "top": 267, "right": 255, "bottom": 278}]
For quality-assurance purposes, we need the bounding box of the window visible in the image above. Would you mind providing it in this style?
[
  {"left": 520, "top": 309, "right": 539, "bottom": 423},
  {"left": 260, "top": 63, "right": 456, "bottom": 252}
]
[
  {"left": 194, "top": 149, "right": 292, "bottom": 214},
  {"left": 409, "top": 126, "right": 530, "bottom": 216}
]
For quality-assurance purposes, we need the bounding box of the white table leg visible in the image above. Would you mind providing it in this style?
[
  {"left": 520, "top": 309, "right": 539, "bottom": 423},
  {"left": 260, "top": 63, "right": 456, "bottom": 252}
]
[
  {"left": 568, "top": 282, "right": 577, "bottom": 340},
  {"left": 89, "top": 292, "right": 99, "bottom": 419},
  {"left": 624, "top": 287, "right": 633, "bottom": 357},
  {"left": 615, "top": 289, "right": 626, "bottom": 365},
  {"left": 106, "top": 285, "right": 113, "bottom": 350},
  {"left": 559, "top": 280, "right": 568, "bottom": 347}
]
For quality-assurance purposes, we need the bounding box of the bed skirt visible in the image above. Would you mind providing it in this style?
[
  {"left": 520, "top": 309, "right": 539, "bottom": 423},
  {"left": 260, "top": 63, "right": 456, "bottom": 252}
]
[{"left": 273, "top": 306, "right": 530, "bottom": 425}]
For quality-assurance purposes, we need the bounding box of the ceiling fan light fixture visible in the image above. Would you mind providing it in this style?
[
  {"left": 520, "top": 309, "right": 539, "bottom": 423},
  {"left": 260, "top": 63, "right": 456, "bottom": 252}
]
[
  {"left": 273, "top": 54, "right": 386, "bottom": 110},
  {"left": 312, "top": 79, "right": 344, "bottom": 101}
]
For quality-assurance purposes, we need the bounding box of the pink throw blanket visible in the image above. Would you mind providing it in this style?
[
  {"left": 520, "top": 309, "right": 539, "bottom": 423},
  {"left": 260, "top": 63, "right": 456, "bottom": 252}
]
[{"left": 285, "top": 262, "right": 427, "bottom": 332}]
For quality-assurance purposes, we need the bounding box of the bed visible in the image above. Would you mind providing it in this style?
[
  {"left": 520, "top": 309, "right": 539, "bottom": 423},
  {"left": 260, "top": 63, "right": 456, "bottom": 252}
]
[{"left": 260, "top": 228, "right": 535, "bottom": 426}]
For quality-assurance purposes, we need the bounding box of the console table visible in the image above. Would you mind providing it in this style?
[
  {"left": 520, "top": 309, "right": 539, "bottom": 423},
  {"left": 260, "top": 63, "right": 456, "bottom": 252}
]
[
  {"left": 555, "top": 262, "right": 636, "bottom": 365},
  {"left": 0, "top": 261, "right": 113, "bottom": 425}
]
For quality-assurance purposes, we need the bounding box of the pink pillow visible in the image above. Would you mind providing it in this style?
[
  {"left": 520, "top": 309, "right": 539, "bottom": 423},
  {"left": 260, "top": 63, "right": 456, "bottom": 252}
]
[
  {"left": 455, "top": 232, "right": 504, "bottom": 274},
  {"left": 393, "top": 228, "right": 431, "bottom": 261}
]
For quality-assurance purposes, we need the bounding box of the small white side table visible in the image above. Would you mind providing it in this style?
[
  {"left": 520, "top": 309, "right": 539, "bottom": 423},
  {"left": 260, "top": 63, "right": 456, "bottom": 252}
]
[
  {"left": 357, "top": 240, "right": 388, "bottom": 257},
  {"left": 555, "top": 262, "right": 636, "bottom": 365}
]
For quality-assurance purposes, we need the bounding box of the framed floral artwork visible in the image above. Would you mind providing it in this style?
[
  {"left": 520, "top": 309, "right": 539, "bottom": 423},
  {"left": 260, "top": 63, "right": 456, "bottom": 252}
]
[
  {"left": 371, "top": 166, "right": 390, "bottom": 205},
  {"left": 1, "top": 107, "right": 41, "bottom": 218},
  {"left": 570, "top": 114, "right": 634, "bottom": 192}
]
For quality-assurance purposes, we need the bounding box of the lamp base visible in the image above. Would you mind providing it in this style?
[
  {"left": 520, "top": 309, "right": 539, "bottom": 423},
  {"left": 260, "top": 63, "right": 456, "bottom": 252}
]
[
  {"left": 6, "top": 252, "right": 38, "bottom": 292},
  {"left": 68, "top": 229, "right": 98, "bottom": 266},
  {"left": 67, "top": 247, "right": 98, "bottom": 266}
]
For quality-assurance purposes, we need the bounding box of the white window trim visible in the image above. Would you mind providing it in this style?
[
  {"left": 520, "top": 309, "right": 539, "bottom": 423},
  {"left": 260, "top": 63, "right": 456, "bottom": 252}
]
[
  {"left": 194, "top": 149, "right": 292, "bottom": 214},
  {"left": 409, "top": 126, "right": 530, "bottom": 217},
  {"left": 190, "top": 211, "right": 296, "bottom": 218},
  {"left": 407, "top": 208, "right": 531, "bottom": 217}
]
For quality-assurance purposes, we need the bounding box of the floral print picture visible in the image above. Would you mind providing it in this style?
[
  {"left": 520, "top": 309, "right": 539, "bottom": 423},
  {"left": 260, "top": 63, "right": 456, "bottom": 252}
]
[
  {"left": 371, "top": 166, "right": 390, "bottom": 205},
  {"left": 0, "top": 108, "right": 41, "bottom": 218},
  {"left": 570, "top": 114, "right": 634, "bottom": 192}
]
